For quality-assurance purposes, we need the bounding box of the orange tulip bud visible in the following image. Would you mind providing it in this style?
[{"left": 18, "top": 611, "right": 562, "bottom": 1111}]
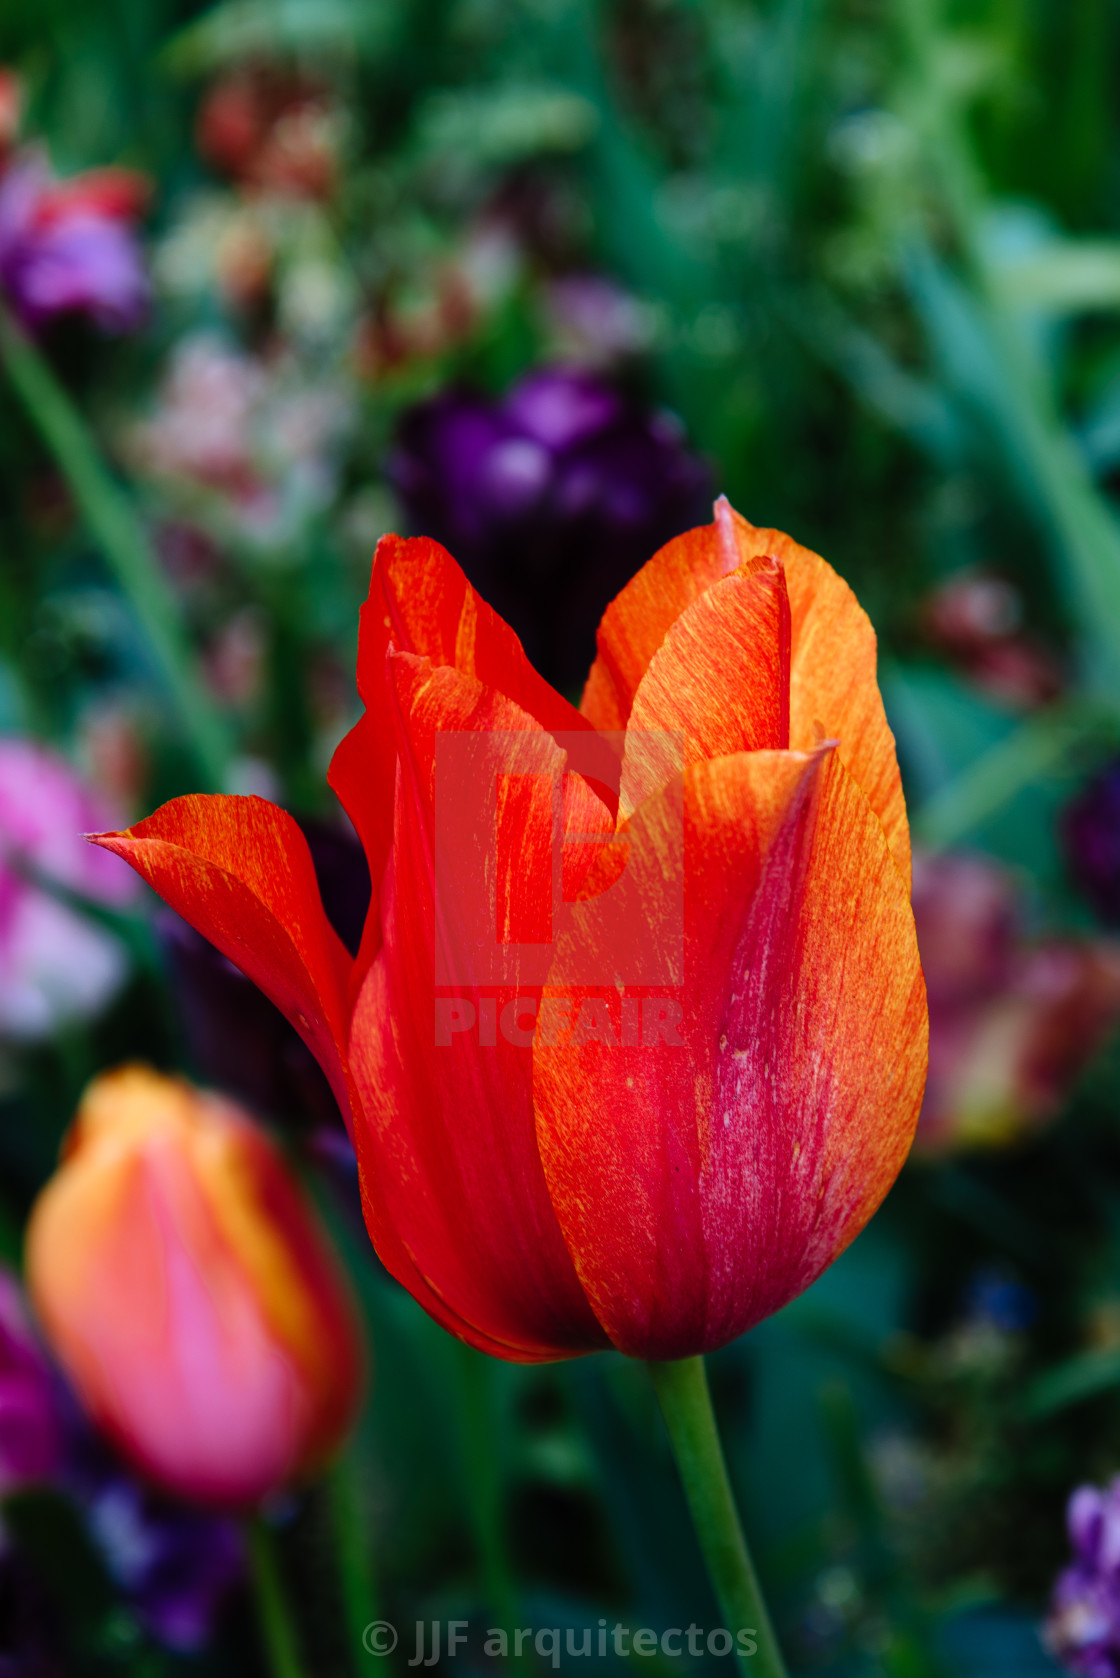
[
  {"left": 25, "top": 1065, "right": 364, "bottom": 1508},
  {"left": 91, "top": 500, "right": 927, "bottom": 1363}
]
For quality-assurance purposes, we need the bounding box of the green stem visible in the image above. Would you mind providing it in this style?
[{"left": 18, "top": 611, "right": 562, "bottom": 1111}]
[
  {"left": 247, "top": 1518, "right": 309, "bottom": 1678},
  {"left": 0, "top": 301, "right": 229, "bottom": 789},
  {"left": 647, "top": 1356, "right": 787, "bottom": 1678},
  {"left": 455, "top": 1341, "right": 520, "bottom": 1637},
  {"left": 326, "top": 1449, "right": 384, "bottom": 1674}
]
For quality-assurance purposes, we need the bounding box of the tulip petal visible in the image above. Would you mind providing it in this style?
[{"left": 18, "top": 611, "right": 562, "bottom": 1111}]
[
  {"left": 89, "top": 796, "right": 358, "bottom": 1133},
  {"left": 582, "top": 503, "right": 910, "bottom": 884},
  {"left": 621, "top": 553, "right": 791, "bottom": 811},
  {"left": 347, "top": 649, "right": 610, "bottom": 1361},
  {"left": 533, "top": 747, "right": 926, "bottom": 1360},
  {"left": 729, "top": 511, "right": 911, "bottom": 888},
  {"left": 357, "top": 533, "right": 593, "bottom": 735},
  {"left": 329, "top": 532, "right": 601, "bottom": 989},
  {"left": 92, "top": 798, "right": 549, "bottom": 1359},
  {"left": 326, "top": 711, "right": 394, "bottom": 994},
  {"left": 581, "top": 520, "right": 739, "bottom": 733}
]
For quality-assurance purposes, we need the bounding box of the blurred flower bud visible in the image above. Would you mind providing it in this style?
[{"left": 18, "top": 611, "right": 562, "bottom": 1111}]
[
  {"left": 912, "top": 850, "right": 1120, "bottom": 1153},
  {"left": 0, "top": 737, "right": 138, "bottom": 1040},
  {"left": 0, "top": 70, "right": 22, "bottom": 161},
  {"left": 923, "top": 570, "right": 1062, "bottom": 709},
  {"left": 1046, "top": 1477, "right": 1120, "bottom": 1677},
  {"left": 26, "top": 1066, "right": 365, "bottom": 1508},
  {"left": 0, "top": 1269, "right": 61, "bottom": 1495},
  {"left": 390, "top": 366, "right": 711, "bottom": 692},
  {"left": 197, "top": 71, "right": 340, "bottom": 200},
  {"left": 78, "top": 702, "right": 148, "bottom": 813}
]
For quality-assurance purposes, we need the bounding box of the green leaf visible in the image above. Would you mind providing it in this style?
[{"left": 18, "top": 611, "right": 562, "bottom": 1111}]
[
  {"left": 163, "top": 0, "right": 393, "bottom": 73},
  {"left": 1020, "top": 1346, "right": 1120, "bottom": 1418}
]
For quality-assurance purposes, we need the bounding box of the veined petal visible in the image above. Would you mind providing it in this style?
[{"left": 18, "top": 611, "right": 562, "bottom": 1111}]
[
  {"left": 724, "top": 508, "right": 911, "bottom": 887},
  {"left": 347, "top": 650, "right": 610, "bottom": 1362},
  {"left": 533, "top": 747, "right": 926, "bottom": 1360},
  {"left": 581, "top": 519, "right": 739, "bottom": 733},
  {"left": 89, "top": 796, "right": 358, "bottom": 1134},
  {"left": 581, "top": 501, "right": 909, "bottom": 885},
  {"left": 621, "top": 554, "right": 790, "bottom": 812},
  {"left": 360, "top": 533, "right": 592, "bottom": 734}
]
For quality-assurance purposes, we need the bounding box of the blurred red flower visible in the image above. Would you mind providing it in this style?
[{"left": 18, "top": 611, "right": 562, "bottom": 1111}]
[{"left": 912, "top": 850, "right": 1120, "bottom": 1152}]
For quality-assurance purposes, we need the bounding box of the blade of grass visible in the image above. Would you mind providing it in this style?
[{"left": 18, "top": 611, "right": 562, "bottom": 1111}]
[
  {"left": 911, "top": 698, "right": 1115, "bottom": 849},
  {"left": 1020, "top": 1347, "right": 1120, "bottom": 1420},
  {"left": 0, "top": 303, "right": 229, "bottom": 789},
  {"left": 897, "top": 0, "right": 1120, "bottom": 699}
]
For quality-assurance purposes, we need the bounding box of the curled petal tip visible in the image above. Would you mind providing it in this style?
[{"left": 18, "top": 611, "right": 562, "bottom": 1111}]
[{"left": 713, "top": 494, "right": 740, "bottom": 573}]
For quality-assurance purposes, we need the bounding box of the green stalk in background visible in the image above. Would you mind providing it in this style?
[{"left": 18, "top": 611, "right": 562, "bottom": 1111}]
[
  {"left": 454, "top": 1341, "right": 521, "bottom": 1642},
  {"left": 0, "top": 302, "right": 229, "bottom": 790},
  {"left": 647, "top": 1357, "right": 787, "bottom": 1678},
  {"left": 247, "top": 1518, "right": 310, "bottom": 1678},
  {"left": 897, "top": 0, "right": 1120, "bottom": 703},
  {"left": 327, "top": 1446, "right": 386, "bottom": 1676}
]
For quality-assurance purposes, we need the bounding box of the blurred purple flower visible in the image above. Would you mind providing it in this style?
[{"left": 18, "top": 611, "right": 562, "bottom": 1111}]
[
  {"left": 390, "top": 366, "right": 711, "bottom": 693},
  {"left": 1065, "top": 762, "right": 1120, "bottom": 927},
  {"left": 1046, "top": 1479, "right": 1120, "bottom": 1677},
  {"left": 0, "top": 1269, "right": 61, "bottom": 1496},
  {"left": 0, "top": 738, "right": 138, "bottom": 1040},
  {"left": 0, "top": 1264, "right": 240, "bottom": 1656},
  {"left": 0, "top": 152, "right": 149, "bottom": 333},
  {"left": 81, "top": 1469, "right": 244, "bottom": 1652}
]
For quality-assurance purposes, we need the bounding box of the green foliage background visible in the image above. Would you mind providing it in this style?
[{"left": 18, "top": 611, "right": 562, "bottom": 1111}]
[{"left": 4, "top": 1, "right": 1120, "bottom": 1674}]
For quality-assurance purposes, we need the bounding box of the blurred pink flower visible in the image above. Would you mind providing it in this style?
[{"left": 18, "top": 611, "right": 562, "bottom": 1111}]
[
  {"left": 132, "top": 333, "right": 264, "bottom": 496},
  {"left": 0, "top": 738, "right": 138, "bottom": 1039},
  {"left": 0, "top": 1267, "right": 61, "bottom": 1496},
  {"left": 542, "top": 274, "right": 657, "bottom": 365},
  {"left": 0, "top": 151, "right": 150, "bottom": 333},
  {"left": 912, "top": 850, "right": 1120, "bottom": 1153},
  {"left": 128, "top": 332, "right": 352, "bottom": 543}
]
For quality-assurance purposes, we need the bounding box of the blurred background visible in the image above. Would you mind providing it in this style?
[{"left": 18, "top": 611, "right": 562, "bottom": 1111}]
[{"left": 4, "top": 0, "right": 1120, "bottom": 1673}]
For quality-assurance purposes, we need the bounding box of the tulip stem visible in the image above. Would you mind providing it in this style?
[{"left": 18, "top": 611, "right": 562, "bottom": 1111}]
[
  {"left": 0, "top": 300, "right": 229, "bottom": 790},
  {"left": 247, "top": 1518, "right": 310, "bottom": 1678},
  {"left": 647, "top": 1356, "right": 788, "bottom": 1678}
]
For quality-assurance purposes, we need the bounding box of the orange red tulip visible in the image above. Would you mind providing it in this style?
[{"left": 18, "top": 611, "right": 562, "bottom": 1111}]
[
  {"left": 26, "top": 1065, "right": 364, "bottom": 1507},
  {"left": 90, "top": 499, "right": 927, "bottom": 1363}
]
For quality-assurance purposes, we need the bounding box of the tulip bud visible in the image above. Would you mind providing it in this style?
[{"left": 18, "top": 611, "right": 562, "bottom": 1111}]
[{"left": 25, "top": 1065, "right": 364, "bottom": 1508}]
